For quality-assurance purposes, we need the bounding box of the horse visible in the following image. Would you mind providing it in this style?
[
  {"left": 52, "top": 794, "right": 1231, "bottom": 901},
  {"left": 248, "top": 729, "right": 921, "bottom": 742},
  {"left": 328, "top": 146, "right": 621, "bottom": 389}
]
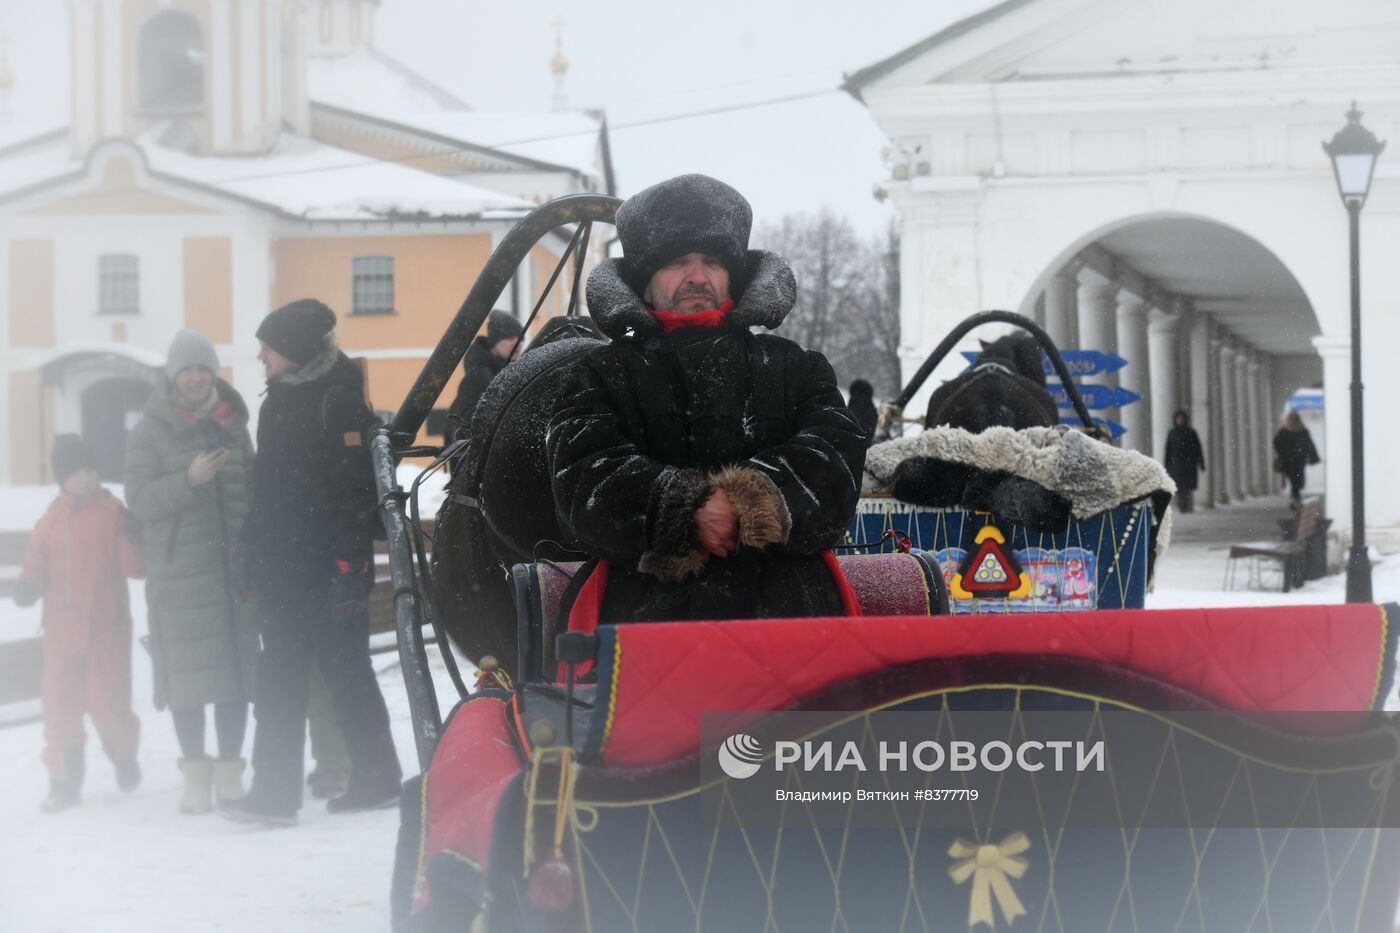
[{"left": 922, "top": 333, "right": 1058, "bottom": 433}]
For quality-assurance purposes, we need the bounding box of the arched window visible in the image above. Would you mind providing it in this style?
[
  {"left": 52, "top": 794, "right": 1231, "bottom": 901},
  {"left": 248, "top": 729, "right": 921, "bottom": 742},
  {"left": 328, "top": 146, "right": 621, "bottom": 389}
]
[{"left": 137, "top": 11, "right": 204, "bottom": 113}]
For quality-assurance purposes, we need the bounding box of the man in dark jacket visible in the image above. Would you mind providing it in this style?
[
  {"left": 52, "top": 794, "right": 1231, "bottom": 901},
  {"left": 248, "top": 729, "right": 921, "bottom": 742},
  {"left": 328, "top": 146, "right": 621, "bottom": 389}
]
[
  {"left": 445, "top": 310, "right": 523, "bottom": 443},
  {"left": 221, "top": 299, "right": 400, "bottom": 826},
  {"left": 547, "top": 174, "right": 867, "bottom": 626},
  {"left": 1163, "top": 410, "right": 1205, "bottom": 513},
  {"left": 848, "top": 379, "right": 878, "bottom": 447}
]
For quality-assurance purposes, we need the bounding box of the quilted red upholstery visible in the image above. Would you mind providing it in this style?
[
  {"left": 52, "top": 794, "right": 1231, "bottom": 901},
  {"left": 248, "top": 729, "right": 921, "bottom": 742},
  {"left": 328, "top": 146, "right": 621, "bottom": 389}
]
[
  {"left": 595, "top": 604, "right": 1390, "bottom": 769},
  {"left": 414, "top": 695, "right": 522, "bottom": 910}
]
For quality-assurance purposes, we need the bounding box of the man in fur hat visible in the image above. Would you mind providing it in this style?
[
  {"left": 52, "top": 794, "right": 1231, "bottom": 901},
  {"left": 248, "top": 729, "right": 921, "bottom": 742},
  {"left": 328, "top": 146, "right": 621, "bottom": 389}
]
[
  {"left": 547, "top": 174, "right": 867, "bottom": 625},
  {"left": 221, "top": 299, "right": 401, "bottom": 825}
]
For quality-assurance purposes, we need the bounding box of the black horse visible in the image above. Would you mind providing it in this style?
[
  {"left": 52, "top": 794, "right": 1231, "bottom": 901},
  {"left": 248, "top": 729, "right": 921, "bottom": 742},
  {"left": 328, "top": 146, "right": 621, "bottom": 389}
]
[{"left": 923, "top": 333, "right": 1058, "bottom": 433}]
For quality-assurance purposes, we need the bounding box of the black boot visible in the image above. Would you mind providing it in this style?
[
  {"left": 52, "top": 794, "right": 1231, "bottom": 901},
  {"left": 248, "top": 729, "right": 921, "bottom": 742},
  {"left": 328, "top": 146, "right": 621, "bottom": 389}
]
[
  {"left": 111, "top": 754, "right": 141, "bottom": 793},
  {"left": 218, "top": 790, "right": 298, "bottom": 823},
  {"left": 326, "top": 774, "right": 400, "bottom": 814},
  {"left": 41, "top": 748, "right": 85, "bottom": 813}
]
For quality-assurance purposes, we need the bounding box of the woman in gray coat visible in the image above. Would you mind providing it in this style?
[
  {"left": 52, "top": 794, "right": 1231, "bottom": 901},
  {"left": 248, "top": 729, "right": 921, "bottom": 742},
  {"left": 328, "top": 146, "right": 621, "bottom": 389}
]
[{"left": 125, "top": 330, "right": 259, "bottom": 813}]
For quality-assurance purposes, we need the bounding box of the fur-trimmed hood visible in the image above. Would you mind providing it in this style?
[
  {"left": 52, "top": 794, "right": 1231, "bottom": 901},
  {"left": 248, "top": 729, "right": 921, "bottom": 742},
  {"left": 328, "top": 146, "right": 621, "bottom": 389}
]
[{"left": 585, "top": 250, "right": 797, "bottom": 340}]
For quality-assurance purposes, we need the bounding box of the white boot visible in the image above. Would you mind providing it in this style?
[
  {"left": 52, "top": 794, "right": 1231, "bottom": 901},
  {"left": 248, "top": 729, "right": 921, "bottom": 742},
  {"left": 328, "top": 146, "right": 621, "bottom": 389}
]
[
  {"left": 178, "top": 758, "right": 214, "bottom": 814},
  {"left": 213, "top": 758, "right": 247, "bottom": 804}
]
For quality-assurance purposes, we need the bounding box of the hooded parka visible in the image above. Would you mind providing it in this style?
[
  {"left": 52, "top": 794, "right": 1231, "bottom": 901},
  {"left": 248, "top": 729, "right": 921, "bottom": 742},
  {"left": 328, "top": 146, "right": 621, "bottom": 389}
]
[
  {"left": 548, "top": 252, "right": 867, "bottom": 625},
  {"left": 124, "top": 378, "right": 258, "bottom": 710}
]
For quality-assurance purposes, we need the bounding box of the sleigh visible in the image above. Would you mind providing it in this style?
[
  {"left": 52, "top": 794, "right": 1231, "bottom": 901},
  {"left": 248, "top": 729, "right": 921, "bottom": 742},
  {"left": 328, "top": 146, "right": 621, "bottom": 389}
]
[{"left": 368, "top": 195, "right": 1400, "bottom": 932}]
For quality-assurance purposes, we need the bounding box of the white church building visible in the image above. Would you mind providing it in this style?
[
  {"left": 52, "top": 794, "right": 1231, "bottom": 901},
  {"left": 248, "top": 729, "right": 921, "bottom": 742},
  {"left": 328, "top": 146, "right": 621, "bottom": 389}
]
[{"left": 848, "top": 0, "right": 1399, "bottom": 545}]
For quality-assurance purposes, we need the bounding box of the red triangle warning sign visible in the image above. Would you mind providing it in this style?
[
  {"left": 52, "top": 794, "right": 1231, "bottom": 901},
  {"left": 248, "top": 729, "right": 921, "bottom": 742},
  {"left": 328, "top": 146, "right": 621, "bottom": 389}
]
[{"left": 951, "top": 524, "right": 1030, "bottom": 599}]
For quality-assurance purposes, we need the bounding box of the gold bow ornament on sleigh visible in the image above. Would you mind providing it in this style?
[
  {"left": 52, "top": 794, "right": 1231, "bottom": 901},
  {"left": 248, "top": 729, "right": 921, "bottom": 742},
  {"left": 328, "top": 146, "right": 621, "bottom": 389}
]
[{"left": 947, "top": 832, "right": 1031, "bottom": 929}]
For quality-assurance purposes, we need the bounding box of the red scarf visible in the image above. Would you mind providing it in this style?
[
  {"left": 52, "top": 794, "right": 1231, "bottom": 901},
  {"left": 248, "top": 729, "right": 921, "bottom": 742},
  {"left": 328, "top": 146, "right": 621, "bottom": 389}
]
[{"left": 649, "top": 299, "right": 735, "bottom": 333}]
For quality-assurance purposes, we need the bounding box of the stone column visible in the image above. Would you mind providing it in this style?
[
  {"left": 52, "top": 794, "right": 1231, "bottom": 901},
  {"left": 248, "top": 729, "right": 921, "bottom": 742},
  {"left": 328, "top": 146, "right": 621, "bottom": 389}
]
[
  {"left": 1209, "top": 331, "right": 1226, "bottom": 503},
  {"left": 1043, "top": 270, "right": 1079, "bottom": 351},
  {"left": 1076, "top": 270, "right": 1120, "bottom": 428},
  {"left": 1244, "top": 353, "right": 1263, "bottom": 496},
  {"left": 1219, "top": 343, "right": 1241, "bottom": 502},
  {"left": 1147, "top": 305, "right": 1181, "bottom": 464},
  {"left": 1313, "top": 335, "right": 1350, "bottom": 535},
  {"left": 1232, "top": 347, "right": 1251, "bottom": 498},
  {"left": 1115, "top": 292, "right": 1150, "bottom": 454},
  {"left": 1258, "top": 354, "right": 1276, "bottom": 495},
  {"left": 1188, "top": 314, "right": 1215, "bottom": 508}
]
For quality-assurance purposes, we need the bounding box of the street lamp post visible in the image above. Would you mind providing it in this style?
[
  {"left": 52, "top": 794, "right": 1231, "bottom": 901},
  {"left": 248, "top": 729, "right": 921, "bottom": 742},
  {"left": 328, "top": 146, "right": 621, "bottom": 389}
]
[{"left": 1323, "top": 103, "right": 1386, "bottom": 604}]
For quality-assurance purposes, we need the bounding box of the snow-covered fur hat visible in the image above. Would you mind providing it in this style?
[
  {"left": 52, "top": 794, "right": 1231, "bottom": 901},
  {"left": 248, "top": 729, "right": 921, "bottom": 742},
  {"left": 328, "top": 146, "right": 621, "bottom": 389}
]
[
  {"left": 165, "top": 329, "right": 219, "bottom": 381},
  {"left": 615, "top": 174, "right": 752, "bottom": 296}
]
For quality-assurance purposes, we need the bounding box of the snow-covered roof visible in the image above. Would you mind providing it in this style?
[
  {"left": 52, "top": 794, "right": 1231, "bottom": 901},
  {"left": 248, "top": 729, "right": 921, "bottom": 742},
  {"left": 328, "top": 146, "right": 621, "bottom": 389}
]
[
  {"left": 0, "top": 126, "right": 536, "bottom": 221},
  {"left": 0, "top": 133, "right": 80, "bottom": 197},
  {"left": 139, "top": 131, "right": 534, "bottom": 221},
  {"left": 307, "top": 46, "right": 468, "bottom": 117},
  {"left": 407, "top": 111, "right": 604, "bottom": 180}
]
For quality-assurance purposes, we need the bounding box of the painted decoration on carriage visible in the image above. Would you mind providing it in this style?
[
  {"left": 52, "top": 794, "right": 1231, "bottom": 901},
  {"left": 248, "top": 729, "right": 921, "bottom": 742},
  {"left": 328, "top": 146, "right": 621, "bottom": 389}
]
[{"left": 847, "top": 498, "right": 1152, "bottom": 612}]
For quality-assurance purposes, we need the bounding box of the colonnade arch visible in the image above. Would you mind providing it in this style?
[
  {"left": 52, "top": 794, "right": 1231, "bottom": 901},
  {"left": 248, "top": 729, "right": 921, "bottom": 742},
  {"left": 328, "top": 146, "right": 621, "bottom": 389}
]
[{"left": 1019, "top": 214, "right": 1323, "bottom": 508}]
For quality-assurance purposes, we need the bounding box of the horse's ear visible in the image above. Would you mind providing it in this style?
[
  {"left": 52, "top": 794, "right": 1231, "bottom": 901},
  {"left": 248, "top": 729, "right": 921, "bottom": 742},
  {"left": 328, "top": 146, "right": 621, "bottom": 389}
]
[{"left": 979, "top": 339, "right": 990, "bottom": 350}]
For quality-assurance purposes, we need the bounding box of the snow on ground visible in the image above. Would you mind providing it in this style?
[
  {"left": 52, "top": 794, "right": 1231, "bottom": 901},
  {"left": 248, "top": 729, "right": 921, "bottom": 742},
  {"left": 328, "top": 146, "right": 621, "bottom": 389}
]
[{"left": 3, "top": 489, "right": 1399, "bottom": 930}]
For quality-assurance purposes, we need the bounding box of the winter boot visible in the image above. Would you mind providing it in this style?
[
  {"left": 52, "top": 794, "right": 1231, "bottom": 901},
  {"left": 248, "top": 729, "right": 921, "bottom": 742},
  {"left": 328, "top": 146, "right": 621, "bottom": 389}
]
[
  {"left": 41, "top": 748, "right": 84, "bottom": 813},
  {"left": 306, "top": 767, "right": 350, "bottom": 800},
  {"left": 178, "top": 758, "right": 214, "bottom": 814},
  {"left": 113, "top": 756, "right": 141, "bottom": 793},
  {"left": 213, "top": 758, "right": 247, "bottom": 804},
  {"left": 326, "top": 775, "right": 400, "bottom": 814},
  {"left": 218, "top": 791, "right": 298, "bottom": 828}
]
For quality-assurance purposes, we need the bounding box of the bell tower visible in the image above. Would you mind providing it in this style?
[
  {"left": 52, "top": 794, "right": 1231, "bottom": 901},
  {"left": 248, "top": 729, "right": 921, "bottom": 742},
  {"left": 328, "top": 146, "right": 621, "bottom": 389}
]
[
  {"left": 68, "top": 0, "right": 309, "bottom": 158},
  {"left": 305, "top": 0, "right": 378, "bottom": 58}
]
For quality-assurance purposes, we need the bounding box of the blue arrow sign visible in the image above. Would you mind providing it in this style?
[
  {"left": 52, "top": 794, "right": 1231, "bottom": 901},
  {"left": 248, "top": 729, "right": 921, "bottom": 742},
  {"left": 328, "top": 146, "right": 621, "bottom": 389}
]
[
  {"left": 1051, "top": 383, "right": 1141, "bottom": 410},
  {"left": 1060, "top": 416, "right": 1127, "bottom": 439},
  {"left": 962, "top": 349, "right": 1128, "bottom": 378}
]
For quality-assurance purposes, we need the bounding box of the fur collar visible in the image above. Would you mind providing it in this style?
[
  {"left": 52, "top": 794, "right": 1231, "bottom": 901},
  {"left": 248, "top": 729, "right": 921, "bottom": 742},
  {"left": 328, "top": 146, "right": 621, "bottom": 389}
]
[
  {"left": 276, "top": 336, "right": 339, "bottom": 386},
  {"left": 585, "top": 249, "right": 796, "bottom": 340}
]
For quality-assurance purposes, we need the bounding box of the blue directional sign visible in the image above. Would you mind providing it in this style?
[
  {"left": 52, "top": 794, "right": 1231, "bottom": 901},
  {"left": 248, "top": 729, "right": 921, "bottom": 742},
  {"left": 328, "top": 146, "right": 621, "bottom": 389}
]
[
  {"left": 1061, "top": 415, "right": 1127, "bottom": 439},
  {"left": 1050, "top": 384, "right": 1141, "bottom": 411},
  {"left": 961, "top": 349, "right": 1128, "bottom": 378}
]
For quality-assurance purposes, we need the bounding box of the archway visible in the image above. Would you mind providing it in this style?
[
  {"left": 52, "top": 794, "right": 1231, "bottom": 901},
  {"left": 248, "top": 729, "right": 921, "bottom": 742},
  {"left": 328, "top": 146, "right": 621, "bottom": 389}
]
[
  {"left": 1018, "top": 214, "right": 1322, "bottom": 509},
  {"left": 39, "top": 351, "right": 160, "bottom": 483}
]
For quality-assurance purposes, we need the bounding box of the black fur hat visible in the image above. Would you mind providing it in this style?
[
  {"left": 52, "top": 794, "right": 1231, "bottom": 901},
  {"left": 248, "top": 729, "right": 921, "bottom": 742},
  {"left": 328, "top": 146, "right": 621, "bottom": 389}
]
[
  {"left": 257, "top": 298, "right": 337, "bottom": 364},
  {"left": 616, "top": 174, "right": 752, "bottom": 297},
  {"left": 52, "top": 433, "right": 98, "bottom": 485}
]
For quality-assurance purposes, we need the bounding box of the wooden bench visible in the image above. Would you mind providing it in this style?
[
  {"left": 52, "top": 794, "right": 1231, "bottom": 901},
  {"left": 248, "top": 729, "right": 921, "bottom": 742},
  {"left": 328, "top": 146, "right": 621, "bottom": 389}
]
[{"left": 1224, "top": 498, "right": 1322, "bottom": 592}]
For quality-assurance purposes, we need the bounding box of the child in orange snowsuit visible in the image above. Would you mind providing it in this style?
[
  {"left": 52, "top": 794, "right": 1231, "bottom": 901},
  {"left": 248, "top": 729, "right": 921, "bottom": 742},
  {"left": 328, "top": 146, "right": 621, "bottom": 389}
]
[{"left": 16, "top": 435, "right": 144, "bottom": 812}]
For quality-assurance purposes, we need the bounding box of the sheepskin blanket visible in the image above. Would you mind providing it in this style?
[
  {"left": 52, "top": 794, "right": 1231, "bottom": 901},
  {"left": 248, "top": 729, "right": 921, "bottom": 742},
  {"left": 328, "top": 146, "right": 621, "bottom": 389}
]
[{"left": 864, "top": 425, "right": 1176, "bottom": 578}]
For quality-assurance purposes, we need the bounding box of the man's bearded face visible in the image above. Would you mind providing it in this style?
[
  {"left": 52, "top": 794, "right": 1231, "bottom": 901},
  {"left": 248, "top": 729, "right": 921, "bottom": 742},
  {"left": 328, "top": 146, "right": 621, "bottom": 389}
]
[{"left": 643, "top": 252, "right": 731, "bottom": 313}]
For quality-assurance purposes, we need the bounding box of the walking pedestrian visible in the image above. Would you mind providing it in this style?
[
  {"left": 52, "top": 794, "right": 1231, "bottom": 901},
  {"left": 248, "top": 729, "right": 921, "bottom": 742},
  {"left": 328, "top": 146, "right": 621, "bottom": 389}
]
[
  {"left": 124, "top": 330, "right": 259, "bottom": 814},
  {"left": 220, "top": 298, "right": 401, "bottom": 826},
  {"left": 15, "top": 435, "right": 143, "bottom": 812},
  {"left": 1163, "top": 410, "right": 1205, "bottom": 513},
  {"left": 1273, "top": 411, "right": 1320, "bottom": 505}
]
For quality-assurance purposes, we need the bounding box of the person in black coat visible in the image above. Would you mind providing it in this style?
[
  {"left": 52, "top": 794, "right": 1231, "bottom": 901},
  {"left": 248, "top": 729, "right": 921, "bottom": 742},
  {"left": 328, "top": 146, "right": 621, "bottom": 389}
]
[
  {"left": 848, "top": 379, "right": 878, "bottom": 447},
  {"left": 1273, "top": 411, "right": 1320, "bottom": 504},
  {"left": 444, "top": 310, "right": 523, "bottom": 443},
  {"left": 548, "top": 174, "right": 868, "bottom": 626},
  {"left": 221, "top": 299, "right": 400, "bottom": 826},
  {"left": 1163, "top": 409, "right": 1205, "bottom": 513}
]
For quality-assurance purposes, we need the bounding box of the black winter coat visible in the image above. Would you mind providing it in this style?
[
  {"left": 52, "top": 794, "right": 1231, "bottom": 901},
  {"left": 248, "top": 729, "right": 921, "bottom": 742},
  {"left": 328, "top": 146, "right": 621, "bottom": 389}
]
[
  {"left": 1163, "top": 425, "right": 1205, "bottom": 491},
  {"left": 549, "top": 252, "right": 867, "bottom": 625},
  {"left": 1273, "top": 426, "right": 1319, "bottom": 480},
  {"left": 849, "top": 394, "right": 878, "bottom": 446},
  {"left": 244, "top": 348, "right": 379, "bottom": 589},
  {"left": 446, "top": 339, "right": 508, "bottom": 442}
]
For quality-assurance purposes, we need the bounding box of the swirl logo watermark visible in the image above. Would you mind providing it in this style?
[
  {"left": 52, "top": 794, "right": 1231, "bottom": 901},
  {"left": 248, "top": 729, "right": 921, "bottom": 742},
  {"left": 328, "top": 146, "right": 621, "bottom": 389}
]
[{"left": 717, "top": 733, "right": 764, "bottom": 779}]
